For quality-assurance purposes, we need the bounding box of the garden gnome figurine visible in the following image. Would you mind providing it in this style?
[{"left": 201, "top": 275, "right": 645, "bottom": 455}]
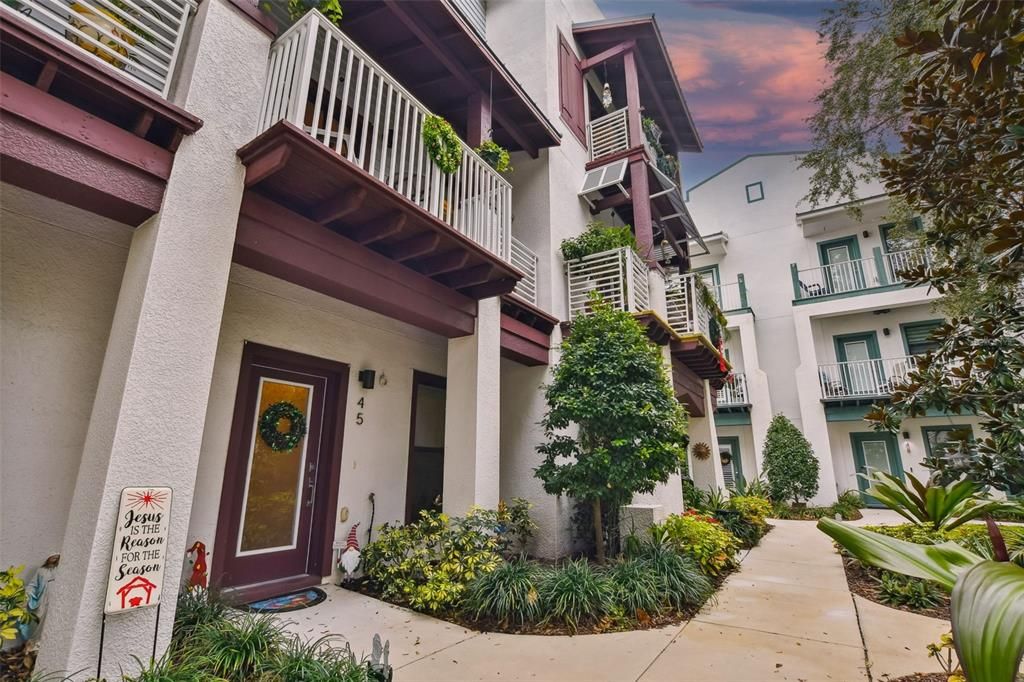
[
  {"left": 187, "top": 541, "right": 208, "bottom": 589},
  {"left": 339, "top": 523, "right": 361, "bottom": 581}
]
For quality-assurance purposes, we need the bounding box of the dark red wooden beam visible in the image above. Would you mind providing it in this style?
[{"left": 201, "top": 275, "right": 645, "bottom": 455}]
[
  {"left": 1, "top": 73, "right": 170, "bottom": 225},
  {"left": 347, "top": 213, "right": 406, "bottom": 245},
  {"left": 312, "top": 188, "right": 367, "bottom": 224},
  {"left": 500, "top": 314, "right": 550, "bottom": 366},
  {"left": 235, "top": 192, "right": 477, "bottom": 338},
  {"left": 580, "top": 40, "right": 635, "bottom": 72}
]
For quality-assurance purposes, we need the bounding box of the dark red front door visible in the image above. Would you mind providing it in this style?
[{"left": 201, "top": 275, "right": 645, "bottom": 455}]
[{"left": 214, "top": 343, "right": 347, "bottom": 598}]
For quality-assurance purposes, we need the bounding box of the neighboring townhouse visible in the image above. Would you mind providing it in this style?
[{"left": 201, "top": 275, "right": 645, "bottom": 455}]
[
  {"left": 685, "top": 152, "right": 986, "bottom": 505},
  {"left": 0, "top": 0, "right": 727, "bottom": 674}
]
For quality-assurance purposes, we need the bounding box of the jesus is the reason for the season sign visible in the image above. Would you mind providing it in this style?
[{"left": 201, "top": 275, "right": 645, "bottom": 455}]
[{"left": 104, "top": 487, "right": 173, "bottom": 615}]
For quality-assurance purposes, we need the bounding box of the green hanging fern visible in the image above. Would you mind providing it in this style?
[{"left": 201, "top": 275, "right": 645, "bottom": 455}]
[
  {"left": 422, "top": 115, "right": 462, "bottom": 175},
  {"left": 475, "top": 139, "right": 512, "bottom": 173}
]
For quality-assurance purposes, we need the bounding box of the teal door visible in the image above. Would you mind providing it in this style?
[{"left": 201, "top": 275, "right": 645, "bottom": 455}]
[
  {"left": 718, "top": 437, "right": 743, "bottom": 489},
  {"left": 818, "top": 236, "right": 864, "bottom": 293},
  {"left": 834, "top": 332, "right": 882, "bottom": 396},
  {"left": 850, "top": 432, "right": 902, "bottom": 507}
]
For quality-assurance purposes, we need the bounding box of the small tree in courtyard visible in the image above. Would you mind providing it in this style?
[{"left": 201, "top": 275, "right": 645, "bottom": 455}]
[
  {"left": 762, "top": 414, "right": 820, "bottom": 505},
  {"left": 535, "top": 295, "right": 688, "bottom": 563}
]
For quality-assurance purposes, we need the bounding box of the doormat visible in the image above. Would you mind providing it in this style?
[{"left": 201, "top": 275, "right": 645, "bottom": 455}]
[{"left": 243, "top": 587, "right": 327, "bottom": 613}]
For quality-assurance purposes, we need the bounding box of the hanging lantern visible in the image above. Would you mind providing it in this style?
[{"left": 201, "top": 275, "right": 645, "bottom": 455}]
[{"left": 602, "top": 82, "right": 613, "bottom": 110}]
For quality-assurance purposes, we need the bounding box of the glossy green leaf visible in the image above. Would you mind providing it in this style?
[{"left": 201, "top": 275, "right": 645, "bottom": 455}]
[
  {"left": 951, "top": 561, "right": 1024, "bottom": 682},
  {"left": 818, "top": 518, "right": 982, "bottom": 590}
]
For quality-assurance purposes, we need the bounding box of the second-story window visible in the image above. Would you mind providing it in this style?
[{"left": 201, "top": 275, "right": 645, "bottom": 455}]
[{"left": 558, "top": 32, "right": 587, "bottom": 147}]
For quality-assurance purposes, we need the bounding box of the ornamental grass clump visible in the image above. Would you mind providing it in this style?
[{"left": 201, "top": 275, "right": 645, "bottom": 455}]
[
  {"left": 464, "top": 558, "right": 544, "bottom": 627},
  {"left": 606, "top": 558, "right": 662, "bottom": 617},
  {"left": 659, "top": 511, "right": 741, "bottom": 577},
  {"left": 638, "top": 539, "right": 713, "bottom": 609},
  {"left": 192, "top": 613, "right": 283, "bottom": 682},
  {"left": 538, "top": 558, "right": 616, "bottom": 632}
]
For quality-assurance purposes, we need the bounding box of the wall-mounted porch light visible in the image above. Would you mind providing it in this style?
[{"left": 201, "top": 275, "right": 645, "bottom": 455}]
[{"left": 358, "top": 369, "right": 376, "bottom": 389}]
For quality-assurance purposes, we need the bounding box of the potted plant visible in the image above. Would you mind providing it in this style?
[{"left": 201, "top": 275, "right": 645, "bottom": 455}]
[
  {"left": 474, "top": 140, "right": 512, "bottom": 174},
  {"left": 67, "top": 0, "right": 151, "bottom": 70}
]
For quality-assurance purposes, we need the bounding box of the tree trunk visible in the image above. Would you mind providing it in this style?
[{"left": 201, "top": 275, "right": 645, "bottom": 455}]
[{"left": 592, "top": 498, "right": 606, "bottom": 564}]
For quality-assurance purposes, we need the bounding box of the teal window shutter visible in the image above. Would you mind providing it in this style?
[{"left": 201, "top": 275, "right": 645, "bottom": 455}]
[{"left": 903, "top": 320, "right": 943, "bottom": 355}]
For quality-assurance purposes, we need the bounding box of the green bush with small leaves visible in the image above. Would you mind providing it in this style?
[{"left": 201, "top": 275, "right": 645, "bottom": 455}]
[
  {"left": 658, "top": 512, "right": 740, "bottom": 577},
  {"left": 559, "top": 220, "right": 638, "bottom": 261},
  {"left": 0, "top": 565, "right": 35, "bottom": 642},
  {"left": 762, "top": 414, "right": 820, "bottom": 504},
  {"left": 361, "top": 509, "right": 502, "bottom": 612},
  {"left": 876, "top": 571, "right": 944, "bottom": 610}
]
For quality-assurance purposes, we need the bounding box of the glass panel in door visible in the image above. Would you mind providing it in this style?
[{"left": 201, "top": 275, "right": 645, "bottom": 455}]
[
  {"left": 826, "top": 245, "right": 858, "bottom": 293},
  {"left": 842, "top": 340, "right": 876, "bottom": 394},
  {"left": 855, "top": 436, "right": 897, "bottom": 507},
  {"left": 238, "top": 378, "right": 313, "bottom": 555}
]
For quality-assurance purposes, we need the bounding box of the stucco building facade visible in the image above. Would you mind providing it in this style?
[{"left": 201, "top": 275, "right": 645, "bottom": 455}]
[{"left": 1, "top": 0, "right": 734, "bottom": 675}]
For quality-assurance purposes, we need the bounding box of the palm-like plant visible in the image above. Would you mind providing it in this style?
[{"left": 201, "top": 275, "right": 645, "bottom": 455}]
[
  {"left": 819, "top": 518, "right": 1024, "bottom": 682},
  {"left": 865, "top": 471, "right": 1017, "bottom": 531}
]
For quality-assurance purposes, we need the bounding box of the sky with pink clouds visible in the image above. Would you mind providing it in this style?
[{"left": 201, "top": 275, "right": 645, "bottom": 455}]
[{"left": 595, "top": 0, "right": 833, "bottom": 189}]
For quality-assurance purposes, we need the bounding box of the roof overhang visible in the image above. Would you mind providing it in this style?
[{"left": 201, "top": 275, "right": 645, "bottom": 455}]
[
  {"left": 573, "top": 15, "right": 701, "bottom": 153},
  {"left": 302, "top": 0, "right": 560, "bottom": 157},
  {"left": 796, "top": 193, "right": 890, "bottom": 236}
]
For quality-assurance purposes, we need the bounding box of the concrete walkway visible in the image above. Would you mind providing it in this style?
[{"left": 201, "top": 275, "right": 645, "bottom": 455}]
[{"left": 283, "top": 518, "right": 948, "bottom": 681}]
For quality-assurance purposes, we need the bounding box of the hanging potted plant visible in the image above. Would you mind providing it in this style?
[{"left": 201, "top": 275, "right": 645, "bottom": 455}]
[
  {"left": 284, "top": 0, "right": 343, "bottom": 27},
  {"left": 474, "top": 139, "right": 512, "bottom": 174}
]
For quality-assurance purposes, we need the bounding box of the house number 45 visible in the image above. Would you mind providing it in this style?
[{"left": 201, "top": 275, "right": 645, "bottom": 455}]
[{"left": 355, "top": 397, "right": 365, "bottom": 425}]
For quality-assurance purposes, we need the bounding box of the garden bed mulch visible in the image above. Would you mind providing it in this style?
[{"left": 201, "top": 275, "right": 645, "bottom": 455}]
[
  {"left": 883, "top": 674, "right": 948, "bottom": 682},
  {"left": 840, "top": 555, "right": 950, "bottom": 621}
]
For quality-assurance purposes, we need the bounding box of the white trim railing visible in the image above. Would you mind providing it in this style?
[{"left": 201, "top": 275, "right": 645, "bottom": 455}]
[
  {"left": 586, "top": 108, "right": 630, "bottom": 162},
  {"left": 2, "top": 0, "right": 195, "bottom": 96},
  {"left": 510, "top": 237, "right": 539, "bottom": 306},
  {"left": 665, "top": 272, "right": 713, "bottom": 338},
  {"left": 883, "top": 248, "right": 930, "bottom": 283},
  {"left": 566, "top": 246, "right": 649, "bottom": 320},
  {"left": 818, "top": 355, "right": 917, "bottom": 399},
  {"left": 793, "top": 257, "right": 883, "bottom": 299},
  {"left": 718, "top": 372, "right": 749, "bottom": 406},
  {"left": 259, "top": 10, "right": 512, "bottom": 262},
  {"left": 712, "top": 280, "right": 747, "bottom": 312}
]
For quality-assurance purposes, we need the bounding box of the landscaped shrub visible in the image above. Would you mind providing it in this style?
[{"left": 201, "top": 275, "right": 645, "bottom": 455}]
[
  {"left": 559, "top": 220, "right": 638, "bottom": 261},
  {"left": 361, "top": 509, "right": 502, "bottom": 612},
  {"left": 876, "top": 571, "right": 944, "bottom": 610},
  {"left": 172, "top": 586, "right": 230, "bottom": 647},
  {"left": 464, "top": 558, "right": 544, "bottom": 626},
  {"left": 771, "top": 491, "right": 863, "bottom": 521},
  {"left": 262, "top": 634, "right": 371, "bottom": 682},
  {"left": 538, "top": 559, "right": 616, "bottom": 631},
  {"left": 659, "top": 511, "right": 740, "bottom": 577},
  {"left": 762, "top": 414, "right": 820, "bottom": 504},
  {"left": 193, "top": 613, "right": 284, "bottom": 681},
  {"left": 865, "top": 470, "right": 1019, "bottom": 530},
  {"left": 0, "top": 565, "right": 34, "bottom": 643},
  {"left": 607, "top": 558, "right": 662, "bottom": 617},
  {"left": 637, "top": 537, "right": 713, "bottom": 609},
  {"left": 728, "top": 496, "right": 772, "bottom": 529}
]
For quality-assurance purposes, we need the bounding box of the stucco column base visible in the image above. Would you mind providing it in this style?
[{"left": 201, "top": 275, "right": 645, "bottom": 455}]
[
  {"left": 37, "top": 2, "right": 271, "bottom": 677},
  {"left": 688, "top": 380, "right": 726, "bottom": 495},
  {"left": 443, "top": 297, "right": 501, "bottom": 515},
  {"left": 792, "top": 311, "right": 840, "bottom": 505},
  {"left": 732, "top": 313, "right": 772, "bottom": 474}
]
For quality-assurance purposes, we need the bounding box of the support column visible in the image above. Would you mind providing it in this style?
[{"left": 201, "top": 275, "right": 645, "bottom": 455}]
[
  {"left": 792, "top": 310, "right": 839, "bottom": 505},
  {"left": 629, "top": 159, "right": 655, "bottom": 260},
  {"left": 37, "top": 1, "right": 272, "bottom": 676},
  {"left": 734, "top": 314, "right": 772, "bottom": 474},
  {"left": 443, "top": 296, "right": 502, "bottom": 514},
  {"left": 466, "top": 91, "right": 492, "bottom": 148},
  {"left": 688, "top": 380, "right": 726, "bottom": 494}
]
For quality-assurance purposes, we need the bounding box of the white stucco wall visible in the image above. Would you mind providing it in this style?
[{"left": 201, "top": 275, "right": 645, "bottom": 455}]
[
  {"left": 0, "top": 186, "right": 132, "bottom": 572},
  {"left": 188, "top": 266, "right": 448, "bottom": 571}
]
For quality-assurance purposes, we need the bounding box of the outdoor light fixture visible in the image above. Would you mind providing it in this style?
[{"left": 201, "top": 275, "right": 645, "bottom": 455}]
[
  {"left": 863, "top": 230, "right": 871, "bottom": 238},
  {"left": 902, "top": 431, "right": 911, "bottom": 439},
  {"left": 358, "top": 369, "right": 376, "bottom": 389},
  {"left": 883, "top": 327, "right": 891, "bottom": 336}
]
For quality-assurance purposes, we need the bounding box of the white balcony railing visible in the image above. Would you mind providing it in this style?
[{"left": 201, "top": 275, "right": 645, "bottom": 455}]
[
  {"left": 711, "top": 280, "right": 747, "bottom": 312},
  {"left": 818, "top": 356, "right": 918, "bottom": 399},
  {"left": 717, "top": 372, "right": 749, "bottom": 406},
  {"left": 259, "top": 11, "right": 512, "bottom": 262},
  {"left": 793, "top": 247, "right": 931, "bottom": 300},
  {"left": 665, "top": 272, "right": 713, "bottom": 338},
  {"left": 510, "top": 237, "right": 539, "bottom": 306},
  {"left": 566, "top": 247, "right": 649, "bottom": 320},
  {"left": 883, "top": 248, "right": 931, "bottom": 283},
  {"left": 2, "top": 0, "right": 195, "bottom": 95}
]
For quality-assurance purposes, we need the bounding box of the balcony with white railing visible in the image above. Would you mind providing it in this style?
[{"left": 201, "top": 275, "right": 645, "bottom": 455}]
[
  {"left": 510, "top": 237, "right": 539, "bottom": 307},
  {"left": 258, "top": 10, "right": 513, "bottom": 264},
  {"left": 792, "top": 247, "right": 931, "bottom": 302},
  {"left": 717, "top": 372, "right": 749, "bottom": 407},
  {"left": 710, "top": 278, "right": 750, "bottom": 313},
  {"left": 665, "top": 272, "right": 712, "bottom": 338},
  {"left": 2, "top": 0, "right": 196, "bottom": 96},
  {"left": 566, "top": 246, "right": 650, "bottom": 320},
  {"left": 818, "top": 355, "right": 917, "bottom": 401}
]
